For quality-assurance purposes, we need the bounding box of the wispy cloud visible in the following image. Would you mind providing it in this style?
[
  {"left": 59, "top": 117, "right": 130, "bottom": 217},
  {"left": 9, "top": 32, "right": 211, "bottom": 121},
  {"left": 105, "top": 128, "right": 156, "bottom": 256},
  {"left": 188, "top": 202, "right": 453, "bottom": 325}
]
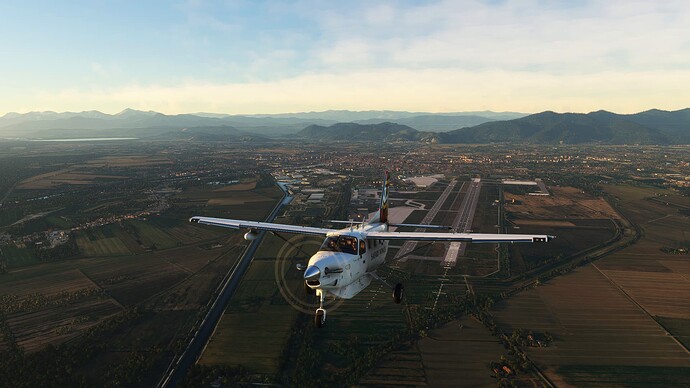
[
  {"left": 2, "top": 0, "right": 690, "bottom": 114},
  {"left": 27, "top": 67, "right": 690, "bottom": 114}
]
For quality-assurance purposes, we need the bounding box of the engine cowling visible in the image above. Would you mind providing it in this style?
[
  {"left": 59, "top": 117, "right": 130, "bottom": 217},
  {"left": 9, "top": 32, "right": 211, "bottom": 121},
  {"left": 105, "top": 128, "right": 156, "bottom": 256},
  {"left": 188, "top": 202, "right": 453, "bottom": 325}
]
[{"left": 244, "top": 230, "right": 259, "bottom": 241}]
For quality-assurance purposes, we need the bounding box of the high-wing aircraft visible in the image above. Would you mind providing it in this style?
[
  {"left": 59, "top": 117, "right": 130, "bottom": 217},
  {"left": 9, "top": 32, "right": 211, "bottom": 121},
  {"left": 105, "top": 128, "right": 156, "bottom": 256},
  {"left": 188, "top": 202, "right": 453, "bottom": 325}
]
[{"left": 190, "top": 172, "right": 553, "bottom": 328}]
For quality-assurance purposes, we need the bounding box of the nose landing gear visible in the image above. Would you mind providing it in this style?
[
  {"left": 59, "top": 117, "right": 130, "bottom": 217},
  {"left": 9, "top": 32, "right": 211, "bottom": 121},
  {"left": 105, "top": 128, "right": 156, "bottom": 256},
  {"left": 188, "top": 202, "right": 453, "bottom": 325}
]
[{"left": 314, "top": 289, "right": 327, "bottom": 328}]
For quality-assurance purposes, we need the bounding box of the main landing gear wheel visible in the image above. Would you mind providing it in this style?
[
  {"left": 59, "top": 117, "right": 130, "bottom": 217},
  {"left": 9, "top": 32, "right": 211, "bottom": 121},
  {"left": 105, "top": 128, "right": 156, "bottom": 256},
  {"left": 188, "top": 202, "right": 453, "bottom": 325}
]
[{"left": 393, "top": 283, "right": 404, "bottom": 304}]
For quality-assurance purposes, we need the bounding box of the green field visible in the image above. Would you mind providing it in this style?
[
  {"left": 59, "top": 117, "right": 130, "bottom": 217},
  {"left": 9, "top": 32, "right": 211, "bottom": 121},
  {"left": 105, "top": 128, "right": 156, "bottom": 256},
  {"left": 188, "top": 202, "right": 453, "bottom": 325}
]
[
  {"left": 0, "top": 245, "right": 39, "bottom": 267},
  {"left": 201, "top": 255, "right": 300, "bottom": 374},
  {"left": 127, "top": 220, "right": 178, "bottom": 250},
  {"left": 45, "top": 215, "right": 73, "bottom": 228},
  {"left": 76, "top": 229, "right": 131, "bottom": 257},
  {"left": 0, "top": 207, "right": 24, "bottom": 227}
]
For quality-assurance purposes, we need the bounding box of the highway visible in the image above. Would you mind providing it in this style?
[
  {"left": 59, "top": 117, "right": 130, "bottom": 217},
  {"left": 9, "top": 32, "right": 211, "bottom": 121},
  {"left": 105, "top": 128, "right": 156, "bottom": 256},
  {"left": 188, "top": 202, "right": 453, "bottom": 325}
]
[
  {"left": 441, "top": 178, "right": 482, "bottom": 267},
  {"left": 158, "top": 186, "right": 290, "bottom": 388},
  {"left": 395, "top": 179, "right": 457, "bottom": 261}
]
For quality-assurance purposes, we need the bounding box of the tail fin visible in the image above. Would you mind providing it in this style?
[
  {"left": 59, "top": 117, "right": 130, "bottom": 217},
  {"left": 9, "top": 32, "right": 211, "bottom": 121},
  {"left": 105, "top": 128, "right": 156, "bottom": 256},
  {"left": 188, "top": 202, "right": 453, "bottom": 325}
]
[{"left": 379, "top": 171, "right": 390, "bottom": 223}]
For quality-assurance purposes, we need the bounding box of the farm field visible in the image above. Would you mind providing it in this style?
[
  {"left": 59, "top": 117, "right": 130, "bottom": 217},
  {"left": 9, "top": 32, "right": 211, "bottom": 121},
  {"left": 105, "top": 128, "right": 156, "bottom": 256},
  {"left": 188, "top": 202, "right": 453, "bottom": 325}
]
[
  {"left": 491, "top": 265, "right": 690, "bottom": 385},
  {"left": 0, "top": 176, "right": 282, "bottom": 361},
  {"left": 199, "top": 254, "right": 301, "bottom": 374},
  {"left": 0, "top": 267, "right": 124, "bottom": 351},
  {"left": 593, "top": 184, "right": 690, "bottom": 354},
  {"left": 360, "top": 316, "right": 517, "bottom": 387},
  {"left": 504, "top": 186, "right": 620, "bottom": 220},
  {"left": 17, "top": 168, "right": 129, "bottom": 190},
  {"left": 504, "top": 185, "right": 620, "bottom": 275},
  {"left": 484, "top": 184, "right": 690, "bottom": 386},
  {"left": 76, "top": 228, "right": 132, "bottom": 256}
]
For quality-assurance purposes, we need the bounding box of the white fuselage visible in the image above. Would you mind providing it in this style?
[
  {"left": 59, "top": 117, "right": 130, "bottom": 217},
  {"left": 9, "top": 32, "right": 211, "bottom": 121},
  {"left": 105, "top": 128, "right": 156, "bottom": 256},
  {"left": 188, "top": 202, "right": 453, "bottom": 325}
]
[{"left": 305, "top": 222, "right": 389, "bottom": 299}]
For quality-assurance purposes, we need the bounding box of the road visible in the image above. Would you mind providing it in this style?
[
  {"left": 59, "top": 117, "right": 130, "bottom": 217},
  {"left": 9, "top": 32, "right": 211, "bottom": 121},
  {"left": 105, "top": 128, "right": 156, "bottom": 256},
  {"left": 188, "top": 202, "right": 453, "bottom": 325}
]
[
  {"left": 395, "top": 179, "right": 457, "bottom": 261},
  {"left": 441, "top": 178, "right": 482, "bottom": 267},
  {"left": 158, "top": 186, "right": 290, "bottom": 388}
]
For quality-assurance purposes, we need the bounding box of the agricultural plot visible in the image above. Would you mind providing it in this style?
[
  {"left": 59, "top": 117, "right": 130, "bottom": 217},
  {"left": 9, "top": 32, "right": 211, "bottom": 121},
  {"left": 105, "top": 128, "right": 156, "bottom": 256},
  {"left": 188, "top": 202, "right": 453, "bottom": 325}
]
[
  {"left": 0, "top": 268, "right": 95, "bottom": 297},
  {"left": 76, "top": 229, "right": 131, "bottom": 256},
  {"left": 0, "top": 268, "right": 124, "bottom": 353},
  {"left": 593, "top": 184, "right": 690, "bottom": 358},
  {"left": 126, "top": 220, "right": 178, "bottom": 250},
  {"left": 505, "top": 186, "right": 619, "bottom": 274},
  {"left": 0, "top": 206, "right": 23, "bottom": 227},
  {"left": 657, "top": 317, "right": 690, "bottom": 350},
  {"left": 359, "top": 342, "right": 427, "bottom": 386},
  {"left": 199, "top": 255, "right": 300, "bottom": 374},
  {"left": 418, "top": 317, "right": 537, "bottom": 387},
  {"left": 0, "top": 245, "right": 39, "bottom": 268},
  {"left": 17, "top": 169, "right": 128, "bottom": 190},
  {"left": 505, "top": 186, "right": 619, "bottom": 220},
  {"left": 491, "top": 265, "right": 690, "bottom": 385},
  {"left": 175, "top": 185, "right": 282, "bottom": 208},
  {"left": 83, "top": 155, "right": 172, "bottom": 167},
  {"left": 360, "top": 314, "right": 531, "bottom": 387},
  {"left": 79, "top": 254, "right": 191, "bottom": 306},
  {"left": 7, "top": 298, "right": 122, "bottom": 353}
]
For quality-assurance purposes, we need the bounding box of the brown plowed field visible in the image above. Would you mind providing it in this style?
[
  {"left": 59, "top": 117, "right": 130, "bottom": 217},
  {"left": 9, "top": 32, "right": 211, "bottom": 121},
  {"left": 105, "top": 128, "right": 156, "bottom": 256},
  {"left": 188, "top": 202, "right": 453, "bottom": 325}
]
[
  {"left": 505, "top": 186, "right": 619, "bottom": 220},
  {"left": 492, "top": 266, "right": 690, "bottom": 384}
]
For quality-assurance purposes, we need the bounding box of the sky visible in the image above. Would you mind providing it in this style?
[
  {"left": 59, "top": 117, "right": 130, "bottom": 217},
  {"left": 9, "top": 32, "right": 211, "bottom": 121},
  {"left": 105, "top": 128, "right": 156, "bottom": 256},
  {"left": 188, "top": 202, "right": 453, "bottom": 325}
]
[{"left": 1, "top": 0, "right": 689, "bottom": 115}]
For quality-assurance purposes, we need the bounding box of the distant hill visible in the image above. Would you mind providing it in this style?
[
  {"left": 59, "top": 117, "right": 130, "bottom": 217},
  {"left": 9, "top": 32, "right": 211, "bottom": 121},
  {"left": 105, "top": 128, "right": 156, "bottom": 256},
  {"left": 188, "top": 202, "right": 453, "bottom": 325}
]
[
  {"left": 297, "top": 122, "right": 438, "bottom": 142},
  {"left": 2, "top": 108, "right": 688, "bottom": 143},
  {"left": 353, "top": 115, "right": 495, "bottom": 132},
  {"left": 149, "top": 126, "right": 262, "bottom": 142},
  {"left": 439, "top": 110, "right": 687, "bottom": 144},
  {"left": 623, "top": 108, "right": 690, "bottom": 141},
  {"left": 0, "top": 108, "right": 525, "bottom": 138},
  {"left": 238, "top": 109, "right": 526, "bottom": 122}
]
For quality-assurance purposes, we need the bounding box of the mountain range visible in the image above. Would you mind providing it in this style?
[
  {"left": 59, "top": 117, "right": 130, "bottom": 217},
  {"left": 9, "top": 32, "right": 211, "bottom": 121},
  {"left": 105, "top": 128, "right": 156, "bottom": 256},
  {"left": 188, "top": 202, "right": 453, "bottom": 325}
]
[{"left": 1, "top": 108, "right": 688, "bottom": 144}]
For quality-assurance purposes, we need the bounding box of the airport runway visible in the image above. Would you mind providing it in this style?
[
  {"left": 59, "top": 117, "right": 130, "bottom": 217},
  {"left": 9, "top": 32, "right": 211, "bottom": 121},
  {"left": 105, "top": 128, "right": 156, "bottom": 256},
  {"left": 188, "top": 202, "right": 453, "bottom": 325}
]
[
  {"left": 441, "top": 178, "right": 482, "bottom": 267},
  {"left": 158, "top": 186, "right": 290, "bottom": 388},
  {"left": 395, "top": 179, "right": 457, "bottom": 261}
]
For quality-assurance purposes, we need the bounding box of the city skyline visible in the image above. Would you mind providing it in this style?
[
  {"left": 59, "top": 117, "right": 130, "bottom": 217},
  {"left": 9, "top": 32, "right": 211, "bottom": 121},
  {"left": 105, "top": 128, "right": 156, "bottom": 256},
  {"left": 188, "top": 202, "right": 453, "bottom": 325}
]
[{"left": 2, "top": 1, "right": 690, "bottom": 115}]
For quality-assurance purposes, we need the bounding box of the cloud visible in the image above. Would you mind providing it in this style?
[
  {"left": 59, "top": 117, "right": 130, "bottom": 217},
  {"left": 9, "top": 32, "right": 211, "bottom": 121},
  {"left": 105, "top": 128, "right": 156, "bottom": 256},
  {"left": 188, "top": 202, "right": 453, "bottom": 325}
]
[
  {"left": 5, "top": 0, "right": 690, "bottom": 114},
  {"left": 309, "top": 0, "right": 690, "bottom": 73},
  {"left": 26, "top": 67, "right": 690, "bottom": 114}
]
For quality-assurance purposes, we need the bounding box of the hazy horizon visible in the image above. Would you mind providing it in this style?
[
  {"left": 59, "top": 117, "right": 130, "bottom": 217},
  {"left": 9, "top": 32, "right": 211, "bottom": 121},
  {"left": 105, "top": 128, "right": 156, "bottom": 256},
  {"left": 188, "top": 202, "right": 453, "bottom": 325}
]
[
  {"left": 2, "top": 1, "right": 690, "bottom": 115},
  {"left": 2, "top": 106, "right": 688, "bottom": 118}
]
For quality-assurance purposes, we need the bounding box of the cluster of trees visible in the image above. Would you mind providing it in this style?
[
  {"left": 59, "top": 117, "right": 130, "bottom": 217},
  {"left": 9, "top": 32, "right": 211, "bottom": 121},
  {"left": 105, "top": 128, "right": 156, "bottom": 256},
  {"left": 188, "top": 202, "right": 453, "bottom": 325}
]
[
  {"left": 0, "top": 288, "right": 105, "bottom": 315},
  {"left": 181, "top": 365, "right": 251, "bottom": 387}
]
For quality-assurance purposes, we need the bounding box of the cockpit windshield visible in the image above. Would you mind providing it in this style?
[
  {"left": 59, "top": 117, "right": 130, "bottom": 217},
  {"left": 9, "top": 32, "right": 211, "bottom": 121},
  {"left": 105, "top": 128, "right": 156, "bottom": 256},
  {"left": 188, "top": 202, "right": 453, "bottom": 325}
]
[{"left": 319, "top": 235, "right": 358, "bottom": 255}]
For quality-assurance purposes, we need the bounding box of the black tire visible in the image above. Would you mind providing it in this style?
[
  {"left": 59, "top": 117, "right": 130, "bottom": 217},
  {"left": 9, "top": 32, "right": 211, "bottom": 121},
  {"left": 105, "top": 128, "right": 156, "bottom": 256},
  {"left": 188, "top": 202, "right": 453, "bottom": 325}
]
[
  {"left": 315, "top": 310, "right": 325, "bottom": 328},
  {"left": 305, "top": 282, "right": 315, "bottom": 295},
  {"left": 393, "top": 283, "right": 404, "bottom": 304}
]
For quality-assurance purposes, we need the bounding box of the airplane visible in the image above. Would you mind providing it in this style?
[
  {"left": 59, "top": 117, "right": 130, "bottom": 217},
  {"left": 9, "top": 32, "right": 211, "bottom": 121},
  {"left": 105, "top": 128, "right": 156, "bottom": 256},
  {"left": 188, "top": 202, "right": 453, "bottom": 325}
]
[{"left": 190, "top": 172, "right": 554, "bottom": 328}]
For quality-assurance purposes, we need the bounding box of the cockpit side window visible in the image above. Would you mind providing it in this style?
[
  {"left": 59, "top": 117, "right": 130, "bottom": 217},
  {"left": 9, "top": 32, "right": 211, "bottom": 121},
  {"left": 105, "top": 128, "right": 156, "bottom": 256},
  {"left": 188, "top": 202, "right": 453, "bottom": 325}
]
[{"left": 359, "top": 239, "right": 366, "bottom": 254}]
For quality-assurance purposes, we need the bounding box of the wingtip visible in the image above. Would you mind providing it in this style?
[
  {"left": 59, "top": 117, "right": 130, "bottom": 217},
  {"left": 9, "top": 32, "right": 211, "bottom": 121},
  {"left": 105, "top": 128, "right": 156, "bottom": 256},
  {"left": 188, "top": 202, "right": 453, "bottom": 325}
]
[{"left": 189, "top": 216, "right": 200, "bottom": 223}]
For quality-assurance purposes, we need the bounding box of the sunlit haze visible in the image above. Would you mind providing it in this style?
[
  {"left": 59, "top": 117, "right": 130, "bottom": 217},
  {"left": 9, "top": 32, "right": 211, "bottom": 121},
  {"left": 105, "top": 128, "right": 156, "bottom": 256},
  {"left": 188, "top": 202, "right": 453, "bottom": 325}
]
[{"left": 2, "top": 0, "right": 689, "bottom": 115}]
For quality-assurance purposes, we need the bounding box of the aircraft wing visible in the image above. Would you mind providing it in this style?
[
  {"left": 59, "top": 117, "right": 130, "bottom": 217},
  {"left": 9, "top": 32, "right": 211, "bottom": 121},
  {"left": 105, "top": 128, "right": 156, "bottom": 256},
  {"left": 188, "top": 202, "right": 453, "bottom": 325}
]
[
  {"left": 365, "top": 231, "right": 553, "bottom": 243},
  {"left": 189, "top": 216, "right": 335, "bottom": 237}
]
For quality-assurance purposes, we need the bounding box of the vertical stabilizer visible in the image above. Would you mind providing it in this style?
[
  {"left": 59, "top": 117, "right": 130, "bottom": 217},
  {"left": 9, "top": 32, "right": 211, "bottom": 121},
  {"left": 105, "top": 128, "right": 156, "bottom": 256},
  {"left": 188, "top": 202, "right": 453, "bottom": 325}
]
[{"left": 379, "top": 171, "right": 390, "bottom": 223}]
